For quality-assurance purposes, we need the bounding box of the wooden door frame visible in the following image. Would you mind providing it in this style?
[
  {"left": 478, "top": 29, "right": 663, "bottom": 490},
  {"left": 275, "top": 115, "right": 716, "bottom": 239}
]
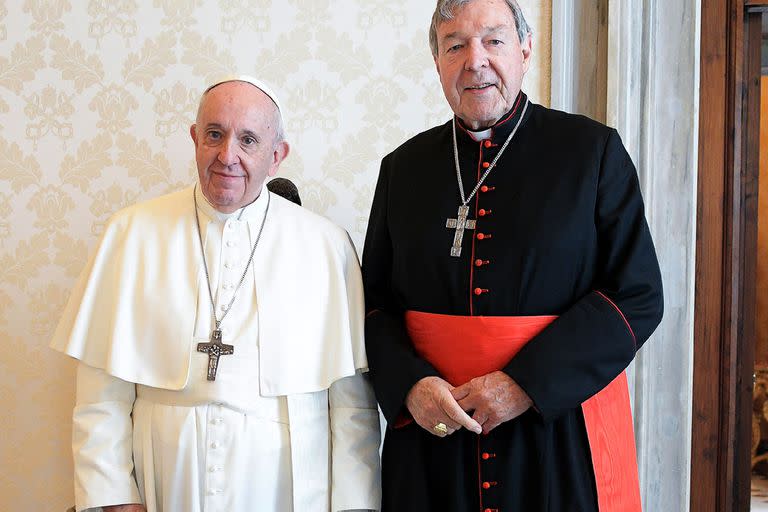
[{"left": 692, "top": 1, "right": 766, "bottom": 510}]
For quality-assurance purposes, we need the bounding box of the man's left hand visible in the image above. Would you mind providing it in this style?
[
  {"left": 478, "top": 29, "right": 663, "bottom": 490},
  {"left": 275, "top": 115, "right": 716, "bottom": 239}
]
[{"left": 450, "top": 371, "right": 533, "bottom": 434}]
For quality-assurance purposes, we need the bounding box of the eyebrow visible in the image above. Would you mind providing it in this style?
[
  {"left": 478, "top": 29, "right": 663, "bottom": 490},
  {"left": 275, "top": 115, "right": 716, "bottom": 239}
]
[{"left": 442, "top": 24, "right": 509, "bottom": 41}]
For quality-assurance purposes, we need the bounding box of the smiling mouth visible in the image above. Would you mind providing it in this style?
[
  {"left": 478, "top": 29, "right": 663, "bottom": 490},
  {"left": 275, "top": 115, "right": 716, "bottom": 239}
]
[
  {"left": 465, "top": 83, "right": 494, "bottom": 91},
  {"left": 212, "top": 171, "right": 244, "bottom": 179}
]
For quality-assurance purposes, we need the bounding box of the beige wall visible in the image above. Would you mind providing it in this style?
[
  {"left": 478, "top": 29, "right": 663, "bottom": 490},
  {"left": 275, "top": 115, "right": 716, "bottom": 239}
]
[{"left": 0, "top": 1, "right": 550, "bottom": 509}]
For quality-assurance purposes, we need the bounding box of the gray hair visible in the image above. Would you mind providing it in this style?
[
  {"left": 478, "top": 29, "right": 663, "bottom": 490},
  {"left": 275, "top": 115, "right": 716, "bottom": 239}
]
[{"left": 428, "top": 0, "right": 532, "bottom": 58}]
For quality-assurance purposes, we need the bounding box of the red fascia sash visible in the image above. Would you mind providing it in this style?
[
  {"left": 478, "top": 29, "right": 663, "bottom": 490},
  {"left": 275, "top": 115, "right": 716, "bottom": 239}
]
[{"left": 405, "top": 310, "right": 642, "bottom": 512}]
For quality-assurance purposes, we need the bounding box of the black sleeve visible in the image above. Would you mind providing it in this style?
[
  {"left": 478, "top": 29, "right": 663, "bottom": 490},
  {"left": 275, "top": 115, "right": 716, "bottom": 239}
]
[
  {"left": 362, "top": 155, "right": 439, "bottom": 424},
  {"left": 504, "top": 129, "right": 664, "bottom": 421}
]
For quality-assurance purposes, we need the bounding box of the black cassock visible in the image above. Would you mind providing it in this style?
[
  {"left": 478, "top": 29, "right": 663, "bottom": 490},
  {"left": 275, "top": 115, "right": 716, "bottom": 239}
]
[{"left": 362, "top": 93, "right": 663, "bottom": 512}]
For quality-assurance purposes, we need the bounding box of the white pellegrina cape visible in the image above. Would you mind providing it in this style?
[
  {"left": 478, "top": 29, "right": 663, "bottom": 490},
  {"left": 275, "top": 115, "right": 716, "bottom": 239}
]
[
  {"left": 52, "top": 186, "right": 367, "bottom": 393},
  {"left": 51, "top": 185, "right": 381, "bottom": 511}
]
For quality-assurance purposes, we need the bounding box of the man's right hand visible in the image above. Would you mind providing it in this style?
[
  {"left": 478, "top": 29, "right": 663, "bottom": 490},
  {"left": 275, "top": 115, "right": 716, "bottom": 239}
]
[
  {"left": 405, "top": 376, "right": 482, "bottom": 436},
  {"left": 103, "top": 505, "right": 146, "bottom": 512}
]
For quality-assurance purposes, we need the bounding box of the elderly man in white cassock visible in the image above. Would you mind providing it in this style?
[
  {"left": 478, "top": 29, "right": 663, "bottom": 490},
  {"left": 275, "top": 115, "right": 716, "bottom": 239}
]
[{"left": 51, "top": 76, "right": 382, "bottom": 512}]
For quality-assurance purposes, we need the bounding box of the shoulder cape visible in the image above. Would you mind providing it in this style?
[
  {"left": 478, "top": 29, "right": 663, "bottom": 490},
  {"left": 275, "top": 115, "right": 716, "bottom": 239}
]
[{"left": 51, "top": 186, "right": 367, "bottom": 395}]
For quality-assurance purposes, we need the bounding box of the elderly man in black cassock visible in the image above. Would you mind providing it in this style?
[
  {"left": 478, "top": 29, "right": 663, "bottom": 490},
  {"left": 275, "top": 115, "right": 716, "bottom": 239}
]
[{"left": 362, "top": 0, "right": 664, "bottom": 511}]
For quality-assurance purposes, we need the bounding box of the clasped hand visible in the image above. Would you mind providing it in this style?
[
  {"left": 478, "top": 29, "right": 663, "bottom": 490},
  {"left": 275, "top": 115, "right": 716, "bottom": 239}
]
[{"left": 405, "top": 371, "right": 532, "bottom": 437}]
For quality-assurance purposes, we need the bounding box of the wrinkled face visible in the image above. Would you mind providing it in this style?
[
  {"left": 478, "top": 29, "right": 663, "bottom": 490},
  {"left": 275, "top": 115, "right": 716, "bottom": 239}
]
[
  {"left": 190, "top": 81, "right": 289, "bottom": 213},
  {"left": 434, "top": 0, "right": 532, "bottom": 130}
]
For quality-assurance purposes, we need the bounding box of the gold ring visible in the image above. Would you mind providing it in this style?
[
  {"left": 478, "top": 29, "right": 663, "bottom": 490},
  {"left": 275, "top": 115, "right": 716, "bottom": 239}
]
[{"left": 433, "top": 422, "right": 448, "bottom": 435}]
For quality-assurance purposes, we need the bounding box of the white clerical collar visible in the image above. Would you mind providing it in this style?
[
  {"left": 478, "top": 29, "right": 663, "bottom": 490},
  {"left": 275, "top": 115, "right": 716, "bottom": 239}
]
[
  {"left": 467, "top": 128, "right": 492, "bottom": 141},
  {"left": 194, "top": 182, "right": 270, "bottom": 224}
]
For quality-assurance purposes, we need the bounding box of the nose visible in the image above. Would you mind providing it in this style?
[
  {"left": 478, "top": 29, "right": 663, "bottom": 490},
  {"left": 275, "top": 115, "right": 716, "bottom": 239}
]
[
  {"left": 217, "top": 136, "right": 240, "bottom": 166},
  {"left": 465, "top": 40, "right": 488, "bottom": 71}
]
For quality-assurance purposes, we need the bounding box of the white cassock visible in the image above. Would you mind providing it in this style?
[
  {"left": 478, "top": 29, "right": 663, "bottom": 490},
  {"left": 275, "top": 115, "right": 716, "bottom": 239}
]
[{"left": 51, "top": 184, "right": 381, "bottom": 512}]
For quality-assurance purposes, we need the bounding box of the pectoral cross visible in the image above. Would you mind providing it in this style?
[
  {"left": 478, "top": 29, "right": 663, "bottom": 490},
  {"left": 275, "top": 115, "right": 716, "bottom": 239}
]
[
  {"left": 197, "top": 329, "right": 234, "bottom": 381},
  {"left": 446, "top": 205, "right": 476, "bottom": 257}
]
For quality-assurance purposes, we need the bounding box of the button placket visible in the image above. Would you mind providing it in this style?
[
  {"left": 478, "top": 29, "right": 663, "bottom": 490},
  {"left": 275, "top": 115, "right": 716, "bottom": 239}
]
[
  {"left": 471, "top": 140, "right": 497, "bottom": 315},
  {"left": 205, "top": 404, "right": 229, "bottom": 507},
  {"left": 219, "top": 259, "right": 235, "bottom": 308},
  {"left": 478, "top": 432, "right": 503, "bottom": 511},
  {"left": 218, "top": 221, "right": 246, "bottom": 314},
  {"left": 473, "top": 164, "right": 494, "bottom": 297}
]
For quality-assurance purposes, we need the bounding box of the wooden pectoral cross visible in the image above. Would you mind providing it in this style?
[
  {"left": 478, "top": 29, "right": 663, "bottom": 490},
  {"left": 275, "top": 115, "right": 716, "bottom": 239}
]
[
  {"left": 446, "top": 205, "right": 476, "bottom": 257},
  {"left": 197, "top": 329, "right": 234, "bottom": 381}
]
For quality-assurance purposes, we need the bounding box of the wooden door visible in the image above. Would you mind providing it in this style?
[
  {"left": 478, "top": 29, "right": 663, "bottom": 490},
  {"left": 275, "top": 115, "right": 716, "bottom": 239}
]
[{"left": 692, "top": 1, "right": 767, "bottom": 510}]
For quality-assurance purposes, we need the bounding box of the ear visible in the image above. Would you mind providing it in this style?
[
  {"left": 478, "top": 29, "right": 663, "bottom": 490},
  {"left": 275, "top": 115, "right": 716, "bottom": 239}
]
[
  {"left": 521, "top": 34, "right": 533, "bottom": 74},
  {"left": 268, "top": 140, "right": 290, "bottom": 177},
  {"left": 189, "top": 124, "right": 198, "bottom": 147}
]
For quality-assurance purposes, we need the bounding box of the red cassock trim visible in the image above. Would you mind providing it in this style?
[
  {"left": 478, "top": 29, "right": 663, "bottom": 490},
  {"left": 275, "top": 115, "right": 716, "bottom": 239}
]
[
  {"left": 595, "top": 290, "right": 637, "bottom": 349},
  {"left": 404, "top": 310, "right": 642, "bottom": 512}
]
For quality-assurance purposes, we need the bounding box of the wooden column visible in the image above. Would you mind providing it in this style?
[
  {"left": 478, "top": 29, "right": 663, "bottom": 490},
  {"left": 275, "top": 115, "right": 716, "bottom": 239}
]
[{"left": 691, "top": 1, "right": 765, "bottom": 510}]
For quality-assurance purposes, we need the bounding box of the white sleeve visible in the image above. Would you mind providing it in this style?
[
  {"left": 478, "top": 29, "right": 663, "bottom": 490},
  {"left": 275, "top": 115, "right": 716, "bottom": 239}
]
[
  {"left": 329, "top": 371, "right": 382, "bottom": 512},
  {"left": 73, "top": 362, "right": 143, "bottom": 511}
]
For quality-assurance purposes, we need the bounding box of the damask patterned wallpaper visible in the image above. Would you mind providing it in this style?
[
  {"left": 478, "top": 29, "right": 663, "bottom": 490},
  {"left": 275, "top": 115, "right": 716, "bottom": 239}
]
[{"left": 0, "top": 1, "right": 550, "bottom": 509}]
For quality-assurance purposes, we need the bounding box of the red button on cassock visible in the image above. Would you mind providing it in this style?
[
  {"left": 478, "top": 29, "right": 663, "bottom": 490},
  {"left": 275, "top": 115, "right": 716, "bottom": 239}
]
[
  {"left": 476, "top": 233, "right": 491, "bottom": 240},
  {"left": 475, "top": 259, "right": 484, "bottom": 267},
  {"left": 478, "top": 209, "right": 489, "bottom": 216},
  {"left": 480, "top": 185, "right": 489, "bottom": 193},
  {"left": 484, "top": 140, "right": 492, "bottom": 148},
  {"left": 474, "top": 288, "right": 488, "bottom": 296},
  {"left": 482, "top": 162, "right": 491, "bottom": 169},
  {"left": 483, "top": 481, "right": 491, "bottom": 489},
  {"left": 482, "top": 452, "right": 490, "bottom": 460}
]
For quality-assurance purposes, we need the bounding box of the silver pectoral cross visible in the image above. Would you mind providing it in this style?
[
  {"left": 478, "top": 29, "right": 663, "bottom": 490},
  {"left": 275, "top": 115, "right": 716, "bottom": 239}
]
[
  {"left": 197, "top": 329, "right": 234, "bottom": 381},
  {"left": 446, "top": 205, "right": 476, "bottom": 257}
]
